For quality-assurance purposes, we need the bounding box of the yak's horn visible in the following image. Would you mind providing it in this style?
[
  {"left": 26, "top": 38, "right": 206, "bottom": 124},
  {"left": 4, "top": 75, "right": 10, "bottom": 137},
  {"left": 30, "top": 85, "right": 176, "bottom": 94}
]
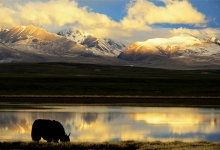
[{"left": 68, "top": 132, "right": 71, "bottom": 136}]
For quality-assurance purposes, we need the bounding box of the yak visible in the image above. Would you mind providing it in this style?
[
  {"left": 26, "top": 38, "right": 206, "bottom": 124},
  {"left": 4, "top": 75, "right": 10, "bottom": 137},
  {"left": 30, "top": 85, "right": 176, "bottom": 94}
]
[{"left": 31, "top": 119, "right": 70, "bottom": 143}]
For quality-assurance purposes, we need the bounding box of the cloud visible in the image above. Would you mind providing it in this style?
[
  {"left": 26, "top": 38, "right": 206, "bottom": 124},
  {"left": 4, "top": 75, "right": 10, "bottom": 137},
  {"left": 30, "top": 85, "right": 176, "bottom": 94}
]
[
  {"left": 0, "top": 0, "right": 118, "bottom": 29},
  {"left": 123, "top": 0, "right": 207, "bottom": 26},
  {"left": 170, "top": 27, "right": 220, "bottom": 38},
  {"left": 15, "top": 0, "right": 118, "bottom": 28},
  {"left": 0, "top": 4, "right": 17, "bottom": 27},
  {"left": 0, "top": 0, "right": 211, "bottom": 44},
  {"left": 0, "top": 0, "right": 130, "bottom": 40}
]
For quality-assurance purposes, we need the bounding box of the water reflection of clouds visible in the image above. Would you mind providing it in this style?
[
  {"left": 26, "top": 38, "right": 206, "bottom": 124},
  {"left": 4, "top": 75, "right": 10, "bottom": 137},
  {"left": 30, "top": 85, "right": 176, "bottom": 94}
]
[
  {"left": 130, "top": 112, "right": 220, "bottom": 135},
  {"left": 0, "top": 107, "right": 220, "bottom": 142}
]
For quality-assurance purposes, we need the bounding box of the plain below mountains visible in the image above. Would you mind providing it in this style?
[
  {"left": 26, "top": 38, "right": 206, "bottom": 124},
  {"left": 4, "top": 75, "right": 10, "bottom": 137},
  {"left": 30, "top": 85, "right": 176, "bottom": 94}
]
[{"left": 0, "top": 25, "right": 220, "bottom": 70}]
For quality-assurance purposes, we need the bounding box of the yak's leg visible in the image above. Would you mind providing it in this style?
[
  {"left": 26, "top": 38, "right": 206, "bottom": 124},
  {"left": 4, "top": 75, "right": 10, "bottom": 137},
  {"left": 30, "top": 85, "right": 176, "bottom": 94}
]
[
  {"left": 32, "top": 135, "right": 41, "bottom": 142},
  {"left": 46, "top": 139, "right": 52, "bottom": 143}
]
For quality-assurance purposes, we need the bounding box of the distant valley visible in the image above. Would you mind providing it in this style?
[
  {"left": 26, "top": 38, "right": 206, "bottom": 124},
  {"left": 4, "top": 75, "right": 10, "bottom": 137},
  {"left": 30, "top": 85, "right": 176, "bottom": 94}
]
[{"left": 0, "top": 25, "right": 220, "bottom": 70}]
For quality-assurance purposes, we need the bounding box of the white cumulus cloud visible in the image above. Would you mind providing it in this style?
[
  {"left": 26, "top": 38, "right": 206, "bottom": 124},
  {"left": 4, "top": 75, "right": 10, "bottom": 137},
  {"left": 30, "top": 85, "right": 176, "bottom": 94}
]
[{"left": 123, "top": 0, "right": 207, "bottom": 26}]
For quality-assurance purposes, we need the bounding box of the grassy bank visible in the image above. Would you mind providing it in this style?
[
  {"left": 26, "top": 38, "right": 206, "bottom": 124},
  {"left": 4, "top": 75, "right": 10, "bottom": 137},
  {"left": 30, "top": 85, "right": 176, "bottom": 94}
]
[
  {"left": 1, "top": 96, "right": 220, "bottom": 107},
  {"left": 0, "top": 63, "right": 220, "bottom": 97},
  {"left": 0, "top": 141, "right": 220, "bottom": 150}
]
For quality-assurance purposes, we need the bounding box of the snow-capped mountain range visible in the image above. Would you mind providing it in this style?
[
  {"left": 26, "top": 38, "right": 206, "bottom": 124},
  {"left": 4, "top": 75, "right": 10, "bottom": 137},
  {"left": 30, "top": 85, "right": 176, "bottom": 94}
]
[
  {"left": 118, "top": 33, "right": 220, "bottom": 68},
  {"left": 57, "top": 29, "right": 126, "bottom": 57},
  {"left": 0, "top": 25, "right": 127, "bottom": 63},
  {"left": 0, "top": 25, "right": 88, "bottom": 58},
  {"left": 0, "top": 25, "right": 125, "bottom": 60},
  {"left": 0, "top": 25, "right": 220, "bottom": 69}
]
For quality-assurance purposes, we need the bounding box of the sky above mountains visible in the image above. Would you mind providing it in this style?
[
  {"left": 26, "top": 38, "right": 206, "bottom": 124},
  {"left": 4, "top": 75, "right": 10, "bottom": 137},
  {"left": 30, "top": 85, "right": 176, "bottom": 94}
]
[{"left": 0, "top": 0, "right": 220, "bottom": 44}]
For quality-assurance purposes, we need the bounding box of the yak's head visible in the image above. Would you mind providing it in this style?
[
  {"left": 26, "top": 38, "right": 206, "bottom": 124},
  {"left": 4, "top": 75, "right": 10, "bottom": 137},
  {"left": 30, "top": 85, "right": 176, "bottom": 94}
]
[{"left": 61, "top": 133, "right": 70, "bottom": 142}]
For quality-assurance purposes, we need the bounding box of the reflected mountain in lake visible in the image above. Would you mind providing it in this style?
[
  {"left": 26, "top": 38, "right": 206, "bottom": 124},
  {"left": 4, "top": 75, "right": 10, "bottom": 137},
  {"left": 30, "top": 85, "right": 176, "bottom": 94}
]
[{"left": 0, "top": 106, "right": 220, "bottom": 142}]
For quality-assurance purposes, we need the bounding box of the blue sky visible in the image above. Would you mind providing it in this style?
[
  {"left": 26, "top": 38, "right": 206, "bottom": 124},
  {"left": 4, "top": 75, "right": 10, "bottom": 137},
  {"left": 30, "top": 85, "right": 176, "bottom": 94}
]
[
  {"left": 79, "top": 0, "right": 220, "bottom": 27},
  {"left": 76, "top": 0, "right": 129, "bottom": 22},
  {"left": 0, "top": 0, "right": 219, "bottom": 44},
  {"left": 77, "top": 0, "right": 220, "bottom": 28}
]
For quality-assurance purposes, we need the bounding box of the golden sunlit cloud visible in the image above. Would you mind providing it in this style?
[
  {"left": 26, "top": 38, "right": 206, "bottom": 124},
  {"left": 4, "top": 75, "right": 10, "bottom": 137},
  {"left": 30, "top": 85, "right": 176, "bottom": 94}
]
[
  {"left": 0, "top": 0, "right": 216, "bottom": 44},
  {"left": 0, "top": 0, "right": 131, "bottom": 40},
  {"left": 15, "top": 0, "right": 118, "bottom": 28},
  {"left": 124, "top": 0, "right": 206, "bottom": 26},
  {"left": 0, "top": 4, "right": 17, "bottom": 27}
]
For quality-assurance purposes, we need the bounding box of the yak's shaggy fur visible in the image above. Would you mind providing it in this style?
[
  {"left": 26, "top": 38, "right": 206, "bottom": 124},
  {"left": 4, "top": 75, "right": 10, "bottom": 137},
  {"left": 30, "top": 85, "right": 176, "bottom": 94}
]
[{"left": 31, "top": 119, "right": 70, "bottom": 143}]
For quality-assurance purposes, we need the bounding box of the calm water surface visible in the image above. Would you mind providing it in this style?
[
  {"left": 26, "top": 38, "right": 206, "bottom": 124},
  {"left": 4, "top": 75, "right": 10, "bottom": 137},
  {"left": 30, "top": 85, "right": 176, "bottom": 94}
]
[{"left": 0, "top": 104, "right": 220, "bottom": 142}]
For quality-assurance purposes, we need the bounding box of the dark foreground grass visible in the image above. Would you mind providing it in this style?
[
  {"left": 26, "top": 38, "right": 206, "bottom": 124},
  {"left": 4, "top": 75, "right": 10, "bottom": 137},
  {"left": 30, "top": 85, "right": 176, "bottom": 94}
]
[
  {"left": 0, "top": 63, "right": 220, "bottom": 97},
  {"left": 0, "top": 141, "right": 220, "bottom": 150}
]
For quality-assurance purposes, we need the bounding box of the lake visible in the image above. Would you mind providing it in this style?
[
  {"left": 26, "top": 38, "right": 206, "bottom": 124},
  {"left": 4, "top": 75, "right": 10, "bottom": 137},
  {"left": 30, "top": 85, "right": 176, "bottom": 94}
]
[{"left": 0, "top": 104, "right": 220, "bottom": 142}]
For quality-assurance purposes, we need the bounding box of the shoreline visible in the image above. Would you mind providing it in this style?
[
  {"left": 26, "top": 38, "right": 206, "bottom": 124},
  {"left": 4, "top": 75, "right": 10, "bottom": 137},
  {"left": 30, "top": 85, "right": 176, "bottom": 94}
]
[
  {"left": 0, "top": 141, "right": 220, "bottom": 150},
  {"left": 1, "top": 95, "right": 220, "bottom": 107}
]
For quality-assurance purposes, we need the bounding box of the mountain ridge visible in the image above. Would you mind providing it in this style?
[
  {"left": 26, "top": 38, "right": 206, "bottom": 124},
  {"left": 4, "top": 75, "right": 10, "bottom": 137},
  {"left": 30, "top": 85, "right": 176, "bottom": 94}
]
[
  {"left": 57, "top": 28, "right": 126, "bottom": 57},
  {"left": 118, "top": 34, "right": 220, "bottom": 61},
  {"left": 0, "top": 25, "right": 129, "bottom": 66},
  {"left": 0, "top": 25, "right": 220, "bottom": 69},
  {"left": 0, "top": 25, "right": 91, "bottom": 60}
]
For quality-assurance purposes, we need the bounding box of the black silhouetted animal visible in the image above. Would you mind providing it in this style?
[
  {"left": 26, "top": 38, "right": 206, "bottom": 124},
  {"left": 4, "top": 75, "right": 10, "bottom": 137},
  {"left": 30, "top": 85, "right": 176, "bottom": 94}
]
[{"left": 31, "top": 119, "right": 70, "bottom": 143}]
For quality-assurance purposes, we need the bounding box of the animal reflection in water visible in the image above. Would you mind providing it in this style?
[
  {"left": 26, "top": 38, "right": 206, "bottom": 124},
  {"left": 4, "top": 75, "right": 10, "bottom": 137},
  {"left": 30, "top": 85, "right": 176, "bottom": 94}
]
[{"left": 31, "top": 119, "right": 70, "bottom": 143}]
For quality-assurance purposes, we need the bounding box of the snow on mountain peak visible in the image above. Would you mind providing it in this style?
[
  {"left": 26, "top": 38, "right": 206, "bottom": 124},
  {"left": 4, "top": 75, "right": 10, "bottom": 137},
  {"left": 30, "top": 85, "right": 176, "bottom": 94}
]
[
  {"left": 57, "top": 28, "right": 93, "bottom": 43},
  {"left": 57, "top": 28, "right": 126, "bottom": 57},
  {"left": 0, "top": 28, "right": 9, "bottom": 40},
  {"left": 3, "top": 25, "right": 57, "bottom": 41},
  {"left": 138, "top": 32, "right": 202, "bottom": 47},
  {"left": 0, "top": 28, "right": 9, "bottom": 32},
  {"left": 118, "top": 32, "right": 220, "bottom": 63},
  {"left": 0, "top": 25, "right": 88, "bottom": 59}
]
